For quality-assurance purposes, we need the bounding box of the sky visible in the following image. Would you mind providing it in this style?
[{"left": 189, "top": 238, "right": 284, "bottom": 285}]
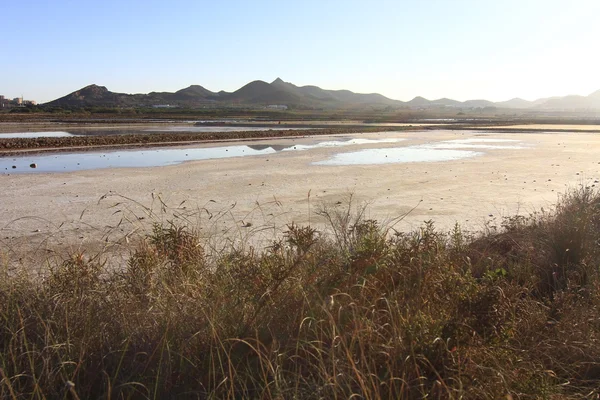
[{"left": 3, "top": 0, "right": 600, "bottom": 103}]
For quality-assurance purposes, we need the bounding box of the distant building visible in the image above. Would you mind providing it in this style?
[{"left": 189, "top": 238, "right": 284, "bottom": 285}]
[
  {"left": 152, "top": 104, "right": 173, "bottom": 108},
  {"left": 267, "top": 104, "right": 288, "bottom": 110},
  {"left": 0, "top": 96, "right": 37, "bottom": 108}
]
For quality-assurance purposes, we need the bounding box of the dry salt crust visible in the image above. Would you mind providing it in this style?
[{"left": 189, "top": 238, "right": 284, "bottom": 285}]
[{"left": 1, "top": 129, "right": 600, "bottom": 267}]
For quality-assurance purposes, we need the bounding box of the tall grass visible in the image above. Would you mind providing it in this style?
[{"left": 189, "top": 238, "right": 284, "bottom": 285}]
[{"left": 1, "top": 187, "right": 600, "bottom": 398}]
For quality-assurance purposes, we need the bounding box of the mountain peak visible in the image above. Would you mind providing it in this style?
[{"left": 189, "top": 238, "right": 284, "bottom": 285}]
[
  {"left": 81, "top": 84, "right": 108, "bottom": 92},
  {"left": 270, "top": 78, "right": 299, "bottom": 93},
  {"left": 74, "top": 84, "right": 110, "bottom": 98},
  {"left": 407, "top": 96, "right": 431, "bottom": 106},
  {"left": 177, "top": 84, "right": 210, "bottom": 93}
]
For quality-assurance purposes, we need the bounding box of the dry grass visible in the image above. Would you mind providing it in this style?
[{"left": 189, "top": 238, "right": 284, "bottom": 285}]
[{"left": 1, "top": 188, "right": 600, "bottom": 399}]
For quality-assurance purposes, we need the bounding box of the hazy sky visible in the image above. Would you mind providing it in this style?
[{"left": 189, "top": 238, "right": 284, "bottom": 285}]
[{"left": 3, "top": 0, "right": 600, "bottom": 103}]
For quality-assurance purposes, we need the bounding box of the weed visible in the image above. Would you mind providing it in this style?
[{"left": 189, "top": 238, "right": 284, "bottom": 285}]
[{"left": 0, "top": 189, "right": 599, "bottom": 398}]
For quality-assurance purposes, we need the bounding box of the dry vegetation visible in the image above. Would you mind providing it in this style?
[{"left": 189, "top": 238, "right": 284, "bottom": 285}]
[{"left": 1, "top": 188, "right": 600, "bottom": 399}]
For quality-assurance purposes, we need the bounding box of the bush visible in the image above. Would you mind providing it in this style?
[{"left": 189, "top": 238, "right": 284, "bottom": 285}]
[{"left": 1, "top": 189, "right": 600, "bottom": 398}]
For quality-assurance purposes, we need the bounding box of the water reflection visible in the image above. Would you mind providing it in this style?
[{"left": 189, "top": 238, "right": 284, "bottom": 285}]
[
  {"left": 248, "top": 138, "right": 405, "bottom": 152},
  {"left": 313, "top": 138, "right": 527, "bottom": 165},
  {"left": 1, "top": 145, "right": 276, "bottom": 173},
  {"left": 0, "top": 135, "right": 527, "bottom": 173},
  {"left": 0, "top": 131, "right": 80, "bottom": 139}
]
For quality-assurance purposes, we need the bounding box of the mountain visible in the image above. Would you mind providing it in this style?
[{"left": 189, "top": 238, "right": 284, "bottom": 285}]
[
  {"left": 589, "top": 89, "right": 600, "bottom": 99},
  {"left": 48, "top": 84, "right": 224, "bottom": 107},
  {"left": 47, "top": 78, "right": 405, "bottom": 109},
  {"left": 495, "top": 98, "right": 533, "bottom": 109},
  {"left": 405, "top": 96, "right": 492, "bottom": 109},
  {"left": 407, "top": 96, "right": 431, "bottom": 107},
  {"left": 431, "top": 98, "right": 463, "bottom": 107},
  {"left": 173, "top": 85, "right": 217, "bottom": 100},
  {"left": 462, "top": 99, "right": 495, "bottom": 108},
  {"left": 49, "top": 84, "right": 133, "bottom": 107},
  {"left": 536, "top": 92, "right": 600, "bottom": 110},
  {"left": 45, "top": 80, "right": 600, "bottom": 111},
  {"left": 223, "top": 80, "right": 305, "bottom": 104},
  {"left": 402, "top": 90, "right": 600, "bottom": 110},
  {"left": 248, "top": 78, "right": 401, "bottom": 107}
]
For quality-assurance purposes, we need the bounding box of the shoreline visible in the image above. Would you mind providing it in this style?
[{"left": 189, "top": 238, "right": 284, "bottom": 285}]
[
  {"left": 1, "top": 122, "right": 600, "bottom": 156},
  {"left": 2, "top": 129, "right": 599, "bottom": 264},
  {"left": 0, "top": 126, "right": 408, "bottom": 154}
]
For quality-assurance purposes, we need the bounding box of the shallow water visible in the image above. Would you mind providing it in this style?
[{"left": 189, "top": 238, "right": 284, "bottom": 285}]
[
  {"left": 313, "top": 137, "right": 528, "bottom": 165},
  {"left": 1, "top": 146, "right": 276, "bottom": 173},
  {"left": 281, "top": 138, "right": 405, "bottom": 151},
  {"left": 0, "top": 131, "right": 80, "bottom": 139},
  {"left": 0, "top": 137, "right": 405, "bottom": 173},
  {"left": 0, "top": 134, "right": 530, "bottom": 173}
]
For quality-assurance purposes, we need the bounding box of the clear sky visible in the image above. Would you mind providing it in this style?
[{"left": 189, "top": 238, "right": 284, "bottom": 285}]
[{"left": 3, "top": 0, "right": 600, "bottom": 103}]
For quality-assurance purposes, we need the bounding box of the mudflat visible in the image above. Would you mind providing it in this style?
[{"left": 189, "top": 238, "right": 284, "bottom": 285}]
[
  {"left": 482, "top": 124, "right": 600, "bottom": 131},
  {"left": 1, "top": 129, "right": 599, "bottom": 265}
]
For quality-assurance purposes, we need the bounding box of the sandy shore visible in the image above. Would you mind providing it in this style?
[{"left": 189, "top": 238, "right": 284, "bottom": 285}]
[{"left": 2, "top": 129, "right": 599, "bottom": 267}]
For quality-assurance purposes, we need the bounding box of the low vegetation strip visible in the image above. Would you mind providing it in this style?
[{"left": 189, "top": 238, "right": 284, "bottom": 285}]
[
  {"left": 0, "top": 127, "right": 404, "bottom": 153},
  {"left": 2, "top": 188, "right": 600, "bottom": 398}
]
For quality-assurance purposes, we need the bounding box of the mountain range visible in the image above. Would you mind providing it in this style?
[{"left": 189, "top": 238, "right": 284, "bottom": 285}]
[{"left": 45, "top": 78, "right": 600, "bottom": 110}]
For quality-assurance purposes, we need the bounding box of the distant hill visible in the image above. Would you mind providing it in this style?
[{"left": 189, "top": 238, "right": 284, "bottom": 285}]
[
  {"left": 223, "top": 80, "right": 306, "bottom": 105},
  {"left": 407, "top": 96, "right": 431, "bottom": 107},
  {"left": 45, "top": 79, "right": 600, "bottom": 110},
  {"left": 47, "top": 79, "right": 404, "bottom": 109},
  {"left": 50, "top": 84, "right": 133, "bottom": 107},
  {"left": 48, "top": 84, "right": 222, "bottom": 108},
  {"left": 589, "top": 89, "right": 600, "bottom": 99},
  {"left": 536, "top": 91, "right": 600, "bottom": 110},
  {"left": 495, "top": 98, "right": 533, "bottom": 109},
  {"left": 463, "top": 99, "right": 495, "bottom": 108},
  {"left": 202, "top": 78, "right": 404, "bottom": 108}
]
